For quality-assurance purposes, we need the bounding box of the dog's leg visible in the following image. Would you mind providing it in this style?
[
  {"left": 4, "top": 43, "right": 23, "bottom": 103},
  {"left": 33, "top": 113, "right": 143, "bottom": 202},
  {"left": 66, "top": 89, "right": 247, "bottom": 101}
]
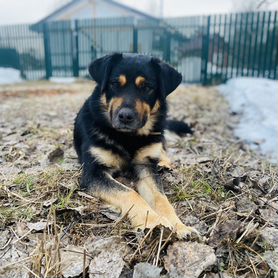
[
  {"left": 81, "top": 151, "right": 172, "bottom": 231},
  {"left": 135, "top": 164, "right": 197, "bottom": 238}
]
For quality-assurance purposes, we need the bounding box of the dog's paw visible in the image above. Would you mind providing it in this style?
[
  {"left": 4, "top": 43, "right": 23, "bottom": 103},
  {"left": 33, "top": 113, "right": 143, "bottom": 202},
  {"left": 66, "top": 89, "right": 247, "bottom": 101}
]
[{"left": 174, "top": 223, "right": 200, "bottom": 239}]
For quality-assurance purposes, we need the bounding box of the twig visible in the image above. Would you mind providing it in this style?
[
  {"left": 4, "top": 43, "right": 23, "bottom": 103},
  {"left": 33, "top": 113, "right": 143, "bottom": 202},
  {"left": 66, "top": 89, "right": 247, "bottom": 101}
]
[
  {"left": 83, "top": 248, "right": 87, "bottom": 278},
  {"left": 155, "top": 227, "right": 164, "bottom": 267},
  {"left": 0, "top": 236, "right": 13, "bottom": 250}
]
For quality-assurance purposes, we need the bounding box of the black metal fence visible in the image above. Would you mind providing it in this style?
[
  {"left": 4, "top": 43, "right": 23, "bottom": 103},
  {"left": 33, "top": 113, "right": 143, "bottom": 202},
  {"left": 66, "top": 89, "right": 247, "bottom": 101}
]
[{"left": 0, "top": 11, "right": 277, "bottom": 85}]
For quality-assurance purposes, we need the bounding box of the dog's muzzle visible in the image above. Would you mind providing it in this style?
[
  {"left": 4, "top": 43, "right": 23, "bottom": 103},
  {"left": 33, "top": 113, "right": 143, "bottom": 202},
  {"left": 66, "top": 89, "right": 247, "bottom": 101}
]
[{"left": 112, "top": 107, "right": 142, "bottom": 131}]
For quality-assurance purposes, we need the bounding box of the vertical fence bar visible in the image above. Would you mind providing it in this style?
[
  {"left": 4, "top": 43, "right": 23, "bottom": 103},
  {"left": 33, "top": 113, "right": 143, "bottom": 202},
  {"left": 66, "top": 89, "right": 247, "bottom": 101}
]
[
  {"left": 252, "top": 12, "right": 260, "bottom": 76},
  {"left": 262, "top": 12, "right": 271, "bottom": 77},
  {"left": 43, "top": 23, "right": 52, "bottom": 79},
  {"left": 220, "top": 14, "right": 227, "bottom": 79},
  {"left": 231, "top": 13, "right": 238, "bottom": 78},
  {"left": 268, "top": 11, "right": 277, "bottom": 79},
  {"left": 241, "top": 13, "right": 249, "bottom": 76},
  {"left": 272, "top": 12, "right": 278, "bottom": 79},
  {"left": 258, "top": 11, "right": 266, "bottom": 77},
  {"left": 247, "top": 12, "right": 254, "bottom": 75},
  {"left": 210, "top": 15, "right": 217, "bottom": 79},
  {"left": 216, "top": 14, "right": 222, "bottom": 76},
  {"left": 225, "top": 13, "right": 233, "bottom": 80},
  {"left": 236, "top": 13, "right": 243, "bottom": 76},
  {"left": 133, "top": 24, "right": 138, "bottom": 53},
  {"left": 72, "top": 20, "right": 79, "bottom": 77},
  {"left": 163, "top": 31, "right": 171, "bottom": 62},
  {"left": 201, "top": 15, "right": 210, "bottom": 85}
]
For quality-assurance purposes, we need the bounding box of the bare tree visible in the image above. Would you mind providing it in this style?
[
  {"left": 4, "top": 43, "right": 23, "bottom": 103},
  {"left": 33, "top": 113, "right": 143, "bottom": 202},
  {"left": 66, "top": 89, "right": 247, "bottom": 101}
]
[{"left": 232, "top": 0, "right": 278, "bottom": 12}]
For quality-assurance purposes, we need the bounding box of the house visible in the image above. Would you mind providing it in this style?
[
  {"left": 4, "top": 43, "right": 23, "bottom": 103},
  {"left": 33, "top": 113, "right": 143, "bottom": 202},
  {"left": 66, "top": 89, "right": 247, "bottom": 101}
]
[{"left": 36, "top": 0, "right": 156, "bottom": 23}]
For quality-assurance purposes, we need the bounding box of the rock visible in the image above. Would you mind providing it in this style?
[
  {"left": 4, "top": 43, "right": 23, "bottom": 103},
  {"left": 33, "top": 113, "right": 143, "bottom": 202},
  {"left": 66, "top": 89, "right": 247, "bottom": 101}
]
[
  {"left": 48, "top": 147, "right": 64, "bottom": 163},
  {"left": 260, "top": 227, "right": 278, "bottom": 249},
  {"left": 86, "top": 237, "right": 128, "bottom": 278},
  {"left": 236, "top": 197, "right": 257, "bottom": 214},
  {"left": 43, "top": 197, "right": 58, "bottom": 207},
  {"left": 133, "top": 263, "right": 161, "bottom": 278},
  {"left": 164, "top": 241, "right": 216, "bottom": 278},
  {"left": 27, "top": 221, "right": 48, "bottom": 231},
  {"left": 209, "top": 219, "right": 241, "bottom": 247},
  {"left": 259, "top": 208, "right": 278, "bottom": 225},
  {"left": 205, "top": 273, "right": 234, "bottom": 278},
  {"left": 0, "top": 243, "right": 30, "bottom": 278},
  {"left": 263, "top": 249, "right": 278, "bottom": 272},
  {"left": 60, "top": 245, "right": 89, "bottom": 278}
]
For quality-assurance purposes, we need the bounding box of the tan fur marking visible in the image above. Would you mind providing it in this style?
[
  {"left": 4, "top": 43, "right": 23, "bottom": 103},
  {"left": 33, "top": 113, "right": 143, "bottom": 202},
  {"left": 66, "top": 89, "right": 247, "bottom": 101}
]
[
  {"left": 158, "top": 149, "right": 172, "bottom": 169},
  {"left": 100, "top": 94, "right": 108, "bottom": 109},
  {"left": 108, "top": 97, "right": 124, "bottom": 115},
  {"left": 135, "top": 76, "right": 145, "bottom": 88},
  {"left": 137, "top": 100, "right": 160, "bottom": 136},
  {"left": 151, "top": 100, "right": 160, "bottom": 114},
  {"left": 135, "top": 100, "right": 150, "bottom": 120},
  {"left": 89, "top": 146, "right": 125, "bottom": 170},
  {"left": 134, "top": 142, "right": 163, "bottom": 163},
  {"left": 118, "top": 75, "right": 127, "bottom": 87},
  {"left": 137, "top": 115, "right": 156, "bottom": 135}
]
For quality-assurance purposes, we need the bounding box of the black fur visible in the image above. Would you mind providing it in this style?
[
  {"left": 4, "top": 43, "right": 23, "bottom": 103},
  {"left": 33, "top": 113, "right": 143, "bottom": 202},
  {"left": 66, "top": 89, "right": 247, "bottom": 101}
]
[
  {"left": 166, "top": 119, "right": 193, "bottom": 136},
  {"left": 74, "top": 53, "right": 190, "bottom": 193}
]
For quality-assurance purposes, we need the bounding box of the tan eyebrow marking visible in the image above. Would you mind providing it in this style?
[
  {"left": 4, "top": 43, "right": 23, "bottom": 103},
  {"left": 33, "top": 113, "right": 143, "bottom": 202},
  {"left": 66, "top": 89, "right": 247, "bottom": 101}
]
[
  {"left": 118, "top": 75, "right": 127, "bottom": 87},
  {"left": 135, "top": 76, "right": 145, "bottom": 88}
]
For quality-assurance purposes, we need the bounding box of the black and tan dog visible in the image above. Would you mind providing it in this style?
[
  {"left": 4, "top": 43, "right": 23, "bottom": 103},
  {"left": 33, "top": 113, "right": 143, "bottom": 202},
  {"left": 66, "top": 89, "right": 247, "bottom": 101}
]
[{"left": 74, "top": 53, "right": 196, "bottom": 238}]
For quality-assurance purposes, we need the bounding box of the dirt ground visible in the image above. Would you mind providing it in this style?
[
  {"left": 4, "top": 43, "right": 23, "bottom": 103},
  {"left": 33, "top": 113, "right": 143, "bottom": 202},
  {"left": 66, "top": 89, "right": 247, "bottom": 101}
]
[{"left": 0, "top": 81, "right": 277, "bottom": 278}]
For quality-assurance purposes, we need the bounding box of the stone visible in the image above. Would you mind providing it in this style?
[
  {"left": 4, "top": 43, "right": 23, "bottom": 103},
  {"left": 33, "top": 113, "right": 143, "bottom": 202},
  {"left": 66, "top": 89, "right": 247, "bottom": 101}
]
[
  {"left": 133, "top": 263, "right": 162, "bottom": 278},
  {"left": 164, "top": 241, "right": 216, "bottom": 278},
  {"left": 260, "top": 227, "right": 278, "bottom": 249}
]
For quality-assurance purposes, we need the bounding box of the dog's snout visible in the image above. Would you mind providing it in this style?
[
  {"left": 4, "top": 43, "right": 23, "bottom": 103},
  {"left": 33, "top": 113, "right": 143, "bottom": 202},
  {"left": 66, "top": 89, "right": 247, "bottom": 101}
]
[{"left": 118, "top": 108, "right": 135, "bottom": 124}]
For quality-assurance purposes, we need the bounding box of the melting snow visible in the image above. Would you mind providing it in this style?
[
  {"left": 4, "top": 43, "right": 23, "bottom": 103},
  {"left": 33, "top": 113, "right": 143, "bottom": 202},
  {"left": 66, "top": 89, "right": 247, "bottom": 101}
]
[
  {"left": 0, "top": 67, "right": 22, "bottom": 84},
  {"left": 219, "top": 77, "right": 278, "bottom": 163}
]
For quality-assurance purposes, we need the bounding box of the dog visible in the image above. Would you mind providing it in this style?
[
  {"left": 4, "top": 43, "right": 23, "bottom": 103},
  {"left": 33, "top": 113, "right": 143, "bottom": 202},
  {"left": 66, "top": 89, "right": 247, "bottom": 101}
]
[{"left": 74, "top": 53, "right": 196, "bottom": 238}]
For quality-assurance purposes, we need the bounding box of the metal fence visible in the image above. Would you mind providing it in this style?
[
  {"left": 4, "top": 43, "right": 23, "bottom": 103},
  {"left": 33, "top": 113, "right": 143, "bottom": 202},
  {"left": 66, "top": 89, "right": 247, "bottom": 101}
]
[{"left": 0, "top": 11, "right": 277, "bottom": 85}]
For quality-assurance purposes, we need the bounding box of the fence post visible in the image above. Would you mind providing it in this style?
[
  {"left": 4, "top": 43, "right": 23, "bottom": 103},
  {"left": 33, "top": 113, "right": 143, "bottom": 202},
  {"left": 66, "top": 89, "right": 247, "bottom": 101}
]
[
  {"left": 163, "top": 32, "right": 171, "bottom": 62},
  {"left": 43, "top": 23, "right": 52, "bottom": 79},
  {"left": 201, "top": 16, "right": 211, "bottom": 85},
  {"left": 133, "top": 25, "right": 138, "bottom": 53},
  {"left": 72, "top": 20, "right": 79, "bottom": 77}
]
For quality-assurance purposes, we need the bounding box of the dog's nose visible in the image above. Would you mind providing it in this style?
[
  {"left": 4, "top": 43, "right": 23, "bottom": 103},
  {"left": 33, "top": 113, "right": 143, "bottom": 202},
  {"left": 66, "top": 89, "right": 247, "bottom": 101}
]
[{"left": 118, "top": 108, "right": 135, "bottom": 124}]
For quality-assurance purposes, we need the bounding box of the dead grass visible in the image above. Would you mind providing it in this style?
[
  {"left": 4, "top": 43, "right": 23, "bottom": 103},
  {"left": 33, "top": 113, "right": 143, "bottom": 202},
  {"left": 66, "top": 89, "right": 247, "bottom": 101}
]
[{"left": 0, "top": 82, "right": 277, "bottom": 277}]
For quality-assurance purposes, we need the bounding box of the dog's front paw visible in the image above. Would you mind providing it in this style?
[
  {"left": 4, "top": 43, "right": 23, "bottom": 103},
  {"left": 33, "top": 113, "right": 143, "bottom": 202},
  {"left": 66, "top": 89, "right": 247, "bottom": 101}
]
[{"left": 174, "top": 223, "right": 200, "bottom": 239}]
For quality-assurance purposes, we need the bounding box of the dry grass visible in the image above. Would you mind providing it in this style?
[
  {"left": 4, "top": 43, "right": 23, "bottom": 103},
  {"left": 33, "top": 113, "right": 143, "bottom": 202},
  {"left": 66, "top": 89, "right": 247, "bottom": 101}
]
[{"left": 0, "top": 82, "right": 277, "bottom": 277}]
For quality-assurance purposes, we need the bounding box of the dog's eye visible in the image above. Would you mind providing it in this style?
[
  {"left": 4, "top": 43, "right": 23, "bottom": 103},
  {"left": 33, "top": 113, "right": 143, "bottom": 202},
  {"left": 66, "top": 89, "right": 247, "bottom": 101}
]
[
  {"left": 144, "top": 83, "right": 154, "bottom": 92},
  {"left": 110, "top": 80, "right": 119, "bottom": 88}
]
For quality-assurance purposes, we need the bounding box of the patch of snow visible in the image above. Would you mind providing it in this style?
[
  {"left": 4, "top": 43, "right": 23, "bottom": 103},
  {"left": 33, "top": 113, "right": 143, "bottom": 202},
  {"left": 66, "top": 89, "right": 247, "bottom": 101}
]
[
  {"left": 0, "top": 67, "right": 22, "bottom": 84},
  {"left": 219, "top": 77, "right": 278, "bottom": 163},
  {"left": 50, "top": 77, "right": 76, "bottom": 84}
]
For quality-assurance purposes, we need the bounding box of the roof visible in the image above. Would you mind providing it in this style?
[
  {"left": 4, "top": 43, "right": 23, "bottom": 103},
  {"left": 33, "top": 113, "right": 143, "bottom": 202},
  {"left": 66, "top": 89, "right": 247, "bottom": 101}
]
[{"left": 36, "top": 0, "right": 157, "bottom": 24}]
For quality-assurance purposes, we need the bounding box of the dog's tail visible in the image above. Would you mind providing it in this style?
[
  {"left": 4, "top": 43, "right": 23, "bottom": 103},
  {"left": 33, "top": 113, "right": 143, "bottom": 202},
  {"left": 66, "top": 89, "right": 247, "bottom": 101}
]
[{"left": 165, "top": 119, "right": 193, "bottom": 136}]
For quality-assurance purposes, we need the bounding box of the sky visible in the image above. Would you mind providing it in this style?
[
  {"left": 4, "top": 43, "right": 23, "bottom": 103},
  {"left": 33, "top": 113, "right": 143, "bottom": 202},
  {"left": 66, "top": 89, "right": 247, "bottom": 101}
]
[{"left": 0, "top": 0, "right": 277, "bottom": 25}]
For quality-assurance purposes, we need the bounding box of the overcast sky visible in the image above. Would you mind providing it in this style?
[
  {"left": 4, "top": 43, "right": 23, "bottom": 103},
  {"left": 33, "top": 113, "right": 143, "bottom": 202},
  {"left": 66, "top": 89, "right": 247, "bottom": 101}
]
[{"left": 0, "top": 0, "right": 277, "bottom": 25}]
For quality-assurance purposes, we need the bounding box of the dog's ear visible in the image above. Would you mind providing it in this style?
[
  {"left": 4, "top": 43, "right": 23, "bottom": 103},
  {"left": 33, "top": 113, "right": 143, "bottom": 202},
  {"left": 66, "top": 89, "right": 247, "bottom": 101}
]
[
  {"left": 89, "top": 53, "right": 122, "bottom": 92},
  {"left": 151, "top": 58, "right": 182, "bottom": 97}
]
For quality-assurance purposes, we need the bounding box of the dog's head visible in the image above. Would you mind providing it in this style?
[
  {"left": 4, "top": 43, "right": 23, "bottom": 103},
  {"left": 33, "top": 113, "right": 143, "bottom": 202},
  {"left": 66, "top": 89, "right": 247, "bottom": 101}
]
[{"left": 89, "top": 53, "right": 182, "bottom": 134}]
